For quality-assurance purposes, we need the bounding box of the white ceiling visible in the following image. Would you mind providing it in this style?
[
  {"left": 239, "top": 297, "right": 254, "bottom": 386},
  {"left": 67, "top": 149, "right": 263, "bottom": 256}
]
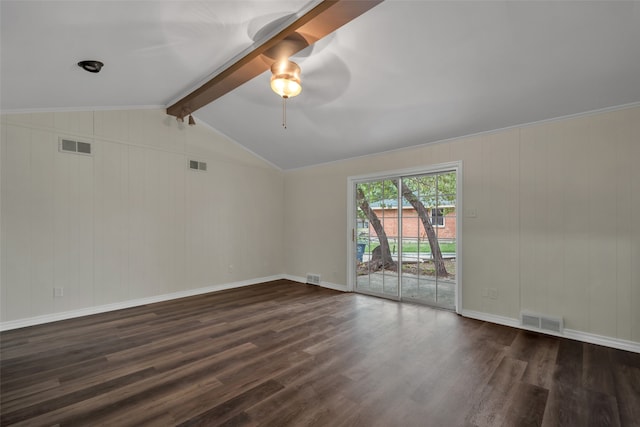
[{"left": 2, "top": 1, "right": 640, "bottom": 170}]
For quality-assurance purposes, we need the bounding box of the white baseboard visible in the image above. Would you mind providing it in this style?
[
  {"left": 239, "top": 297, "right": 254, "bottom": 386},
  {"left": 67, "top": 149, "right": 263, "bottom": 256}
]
[
  {"left": 562, "top": 329, "right": 640, "bottom": 354},
  {"left": 4, "top": 280, "right": 635, "bottom": 354},
  {"left": 283, "top": 274, "right": 349, "bottom": 292},
  {"left": 0, "top": 274, "right": 285, "bottom": 332},
  {"left": 460, "top": 310, "right": 521, "bottom": 328},
  {"left": 461, "top": 309, "right": 640, "bottom": 354}
]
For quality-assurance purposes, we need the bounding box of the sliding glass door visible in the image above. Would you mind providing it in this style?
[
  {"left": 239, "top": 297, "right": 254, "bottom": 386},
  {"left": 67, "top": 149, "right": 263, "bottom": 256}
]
[{"left": 351, "top": 165, "right": 459, "bottom": 310}]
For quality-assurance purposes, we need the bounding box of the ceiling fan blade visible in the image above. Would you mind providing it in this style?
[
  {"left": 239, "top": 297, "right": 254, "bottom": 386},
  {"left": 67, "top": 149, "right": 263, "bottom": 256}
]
[
  {"left": 166, "top": 0, "right": 383, "bottom": 118},
  {"left": 297, "top": 53, "right": 350, "bottom": 106}
]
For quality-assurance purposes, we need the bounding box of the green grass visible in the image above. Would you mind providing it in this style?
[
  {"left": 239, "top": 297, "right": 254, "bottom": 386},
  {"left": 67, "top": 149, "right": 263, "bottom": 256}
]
[{"left": 362, "top": 241, "right": 456, "bottom": 254}]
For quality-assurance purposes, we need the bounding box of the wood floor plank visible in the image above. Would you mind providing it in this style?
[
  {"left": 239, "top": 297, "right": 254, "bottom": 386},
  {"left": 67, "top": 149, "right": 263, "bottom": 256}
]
[
  {"left": 1, "top": 367, "right": 159, "bottom": 425},
  {"left": 1, "top": 280, "right": 638, "bottom": 427},
  {"left": 509, "top": 331, "right": 559, "bottom": 389},
  {"left": 178, "top": 379, "right": 285, "bottom": 426},
  {"left": 583, "top": 344, "right": 615, "bottom": 396},
  {"left": 501, "top": 382, "right": 549, "bottom": 427},
  {"left": 585, "top": 390, "right": 621, "bottom": 427},
  {"left": 611, "top": 364, "right": 640, "bottom": 426},
  {"left": 465, "top": 356, "right": 528, "bottom": 426},
  {"left": 541, "top": 379, "right": 589, "bottom": 427}
]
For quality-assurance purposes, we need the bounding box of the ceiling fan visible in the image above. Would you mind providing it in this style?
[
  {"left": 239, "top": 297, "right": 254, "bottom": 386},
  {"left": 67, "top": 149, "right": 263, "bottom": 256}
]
[{"left": 166, "top": 0, "right": 383, "bottom": 121}]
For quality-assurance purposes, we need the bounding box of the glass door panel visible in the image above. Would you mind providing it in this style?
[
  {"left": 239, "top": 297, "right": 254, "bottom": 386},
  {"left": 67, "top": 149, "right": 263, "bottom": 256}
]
[
  {"left": 400, "top": 172, "right": 456, "bottom": 309},
  {"left": 434, "top": 171, "right": 457, "bottom": 308},
  {"left": 355, "top": 179, "right": 399, "bottom": 299}
]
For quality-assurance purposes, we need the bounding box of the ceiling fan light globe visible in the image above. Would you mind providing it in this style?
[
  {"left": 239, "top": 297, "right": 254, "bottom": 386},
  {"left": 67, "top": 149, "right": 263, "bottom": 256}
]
[
  {"left": 270, "top": 60, "right": 302, "bottom": 98},
  {"left": 271, "top": 77, "right": 301, "bottom": 98}
]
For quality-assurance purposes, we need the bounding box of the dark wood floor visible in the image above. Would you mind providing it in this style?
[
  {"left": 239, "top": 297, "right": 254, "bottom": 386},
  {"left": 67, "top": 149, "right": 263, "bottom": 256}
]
[{"left": 1, "top": 280, "right": 639, "bottom": 427}]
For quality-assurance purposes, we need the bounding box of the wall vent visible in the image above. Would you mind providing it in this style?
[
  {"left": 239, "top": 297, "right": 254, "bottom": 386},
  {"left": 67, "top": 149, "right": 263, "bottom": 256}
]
[
  {"left": 520, "top": 311, "right": 563, "bottom": 334},
  {"left": 306, "top": 273, "right": 321, "bottom": 285},
  {"left": 189, "top": 160, "right": 207, "bottom": 171},
  {"left": 59, "top": 137, "right": 92, "bottom": 156}
]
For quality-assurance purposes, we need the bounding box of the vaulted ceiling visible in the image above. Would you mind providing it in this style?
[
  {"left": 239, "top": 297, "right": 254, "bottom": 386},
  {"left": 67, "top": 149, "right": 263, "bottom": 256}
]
[{"left": 2, "top": 1, "right": 639, "bottom": 170}]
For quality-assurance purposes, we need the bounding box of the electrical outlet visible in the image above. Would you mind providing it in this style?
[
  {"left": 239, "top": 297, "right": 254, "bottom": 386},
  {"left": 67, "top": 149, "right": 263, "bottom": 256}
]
[
  {"left": 488, "top": 288, "right": 498, "bottom": 300},
  {"left": 53, "top": 287, "right": 64, "bottom": 297}
]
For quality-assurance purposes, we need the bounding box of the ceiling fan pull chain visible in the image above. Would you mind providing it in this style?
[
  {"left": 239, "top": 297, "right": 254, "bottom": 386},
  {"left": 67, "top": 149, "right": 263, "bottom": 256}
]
[{"left": 282, "top": 97, "right": 287, "bottom": 129}]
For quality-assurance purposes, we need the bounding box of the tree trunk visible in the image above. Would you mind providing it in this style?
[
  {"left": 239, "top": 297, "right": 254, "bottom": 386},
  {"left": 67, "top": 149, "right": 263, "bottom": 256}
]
[
  {"left": 356, "top": 187, "right": 396, "bottom": 271},
  {"left": 395, "top": 182, "right": 448, "bottom": 277}
]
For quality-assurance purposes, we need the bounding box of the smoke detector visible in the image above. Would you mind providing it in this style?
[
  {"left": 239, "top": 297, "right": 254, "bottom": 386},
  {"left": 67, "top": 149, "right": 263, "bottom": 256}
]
[{"left": 77, "top": 60, "right": 104, "bottom": 73}]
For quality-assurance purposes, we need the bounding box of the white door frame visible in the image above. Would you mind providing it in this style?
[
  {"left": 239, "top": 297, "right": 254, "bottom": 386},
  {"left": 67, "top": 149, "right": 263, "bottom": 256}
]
[{"left": 346, "top": 161, "right": 463, "bottom": 313}]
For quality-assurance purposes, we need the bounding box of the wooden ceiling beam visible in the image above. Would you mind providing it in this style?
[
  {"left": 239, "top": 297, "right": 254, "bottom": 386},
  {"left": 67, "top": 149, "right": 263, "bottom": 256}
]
[{"left": 166, "top": 0, "right": 383, "bottom": 118}]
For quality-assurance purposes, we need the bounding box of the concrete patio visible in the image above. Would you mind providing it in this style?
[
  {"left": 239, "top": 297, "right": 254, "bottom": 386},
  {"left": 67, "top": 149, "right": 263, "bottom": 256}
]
[{"left": 356, "top": 271, "right": 456, "bottom": 309}]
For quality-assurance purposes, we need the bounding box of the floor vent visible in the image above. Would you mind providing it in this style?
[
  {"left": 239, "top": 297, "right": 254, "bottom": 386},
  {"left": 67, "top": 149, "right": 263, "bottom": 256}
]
[
  {"left": 306, "top": 274, "right": 321, "bottom": 285},
  {"left": 521, "top": 311, "right": 563, "bottom": 334}
]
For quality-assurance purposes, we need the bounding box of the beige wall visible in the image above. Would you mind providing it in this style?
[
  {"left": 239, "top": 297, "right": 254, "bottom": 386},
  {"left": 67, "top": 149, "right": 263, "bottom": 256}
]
[
  {"left": 284, "top": 106, "right": 640, "bottom": 343},
  {"left": 1, "top": 105, "right": 638, "bottom": 345},
  {"left": 1, "top": 109, "right": 284, "bottom": 322}
]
